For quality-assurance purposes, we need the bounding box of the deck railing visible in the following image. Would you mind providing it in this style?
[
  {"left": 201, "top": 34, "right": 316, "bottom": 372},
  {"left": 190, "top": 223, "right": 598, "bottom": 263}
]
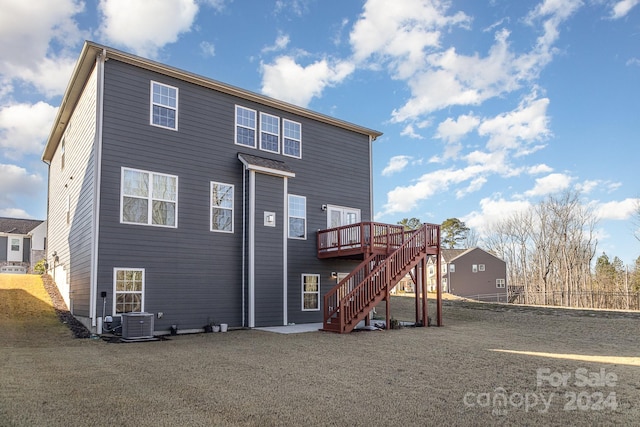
[
  {"left": 322, "top": 223, "right": 440, "bottom": 333},
  {"left": 317, "top": 222, "right": 411, "bottom": 258}
]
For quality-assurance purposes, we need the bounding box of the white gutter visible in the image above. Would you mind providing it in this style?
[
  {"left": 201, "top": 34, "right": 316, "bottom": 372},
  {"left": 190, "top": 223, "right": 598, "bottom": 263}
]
[
  {"left": 90, "top": 49, "right": 106, "bottom": 329},
  {"left": 248, "top": 170, "right": 256, "bottom": 328},
  {"left": 282, "top": 177, "right": 288, "bottom": 326},
  {"left": 241, "top": 164, "right": 246, "bottom": 328}
]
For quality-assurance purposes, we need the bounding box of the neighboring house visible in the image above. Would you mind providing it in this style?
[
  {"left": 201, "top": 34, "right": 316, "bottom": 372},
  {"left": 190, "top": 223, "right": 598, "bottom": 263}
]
[
  {"left": 428, "top": 248, "right": 507, "bottom": 301},
  {"left": 0, "top": 217, "right": 46, "bottom": 274},
  {"left": 42, "top": 41, "right": 438, "bottom": 335}
]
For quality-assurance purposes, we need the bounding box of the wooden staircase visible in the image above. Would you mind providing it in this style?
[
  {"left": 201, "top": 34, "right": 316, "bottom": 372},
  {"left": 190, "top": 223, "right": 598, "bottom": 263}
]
[{"left": 320, "top": 223, "right": 440, "bottom": 333}]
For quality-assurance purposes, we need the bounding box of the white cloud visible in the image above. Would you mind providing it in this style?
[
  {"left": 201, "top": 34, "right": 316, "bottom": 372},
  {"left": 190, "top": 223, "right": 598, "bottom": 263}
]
[
  {"left": 262, "top": 33, "right": 290, "bottom": 53},
  {"left": 0, "top": 0, "right": 84, "bottom": 97},
  {"left": 610, "top": 0, "right": 639, "bottom": 19},
  {"left": 595, "top": 198, "right": 640, "bottom": 220},
  {"left": 478, "top": 95, "right": 551, "bottom": 153},
  {"left": 400, "top": 124, "right": 424, "bottom": 139},
  {"left": 199, "top": 41, "right": 216, "bottom": 58},
  {"left": 260, "top": 56, "right": 354, "bottom": 107},
  {"left": 98, "top": 0, "right": 199, "bottom": 58},
  {"left": 527, "top": 164, "right": 553, "bottom": 175},
  {"left": 0, "top": 163, "right": 43, "bottom": 208},
  {"left": 436, "top": 114, "right": 480, "bottom": 143},
  {"left": 524, "top": 173, "right": 572, "bottom": 197},
  {"left": 382, "top": 155, "right": 412, "bottom": 176},
  {"left": 0, "top": 207, "right": 34, "bottom": 219},
  {"left": 350, "top": 0, "right": 471, "bottom": 78},
  {"left": 464, "top": 197, "right": 533, "bottom": 235},
  {"left": 0, "top": 102, "right": 58, "bottom": 159}
]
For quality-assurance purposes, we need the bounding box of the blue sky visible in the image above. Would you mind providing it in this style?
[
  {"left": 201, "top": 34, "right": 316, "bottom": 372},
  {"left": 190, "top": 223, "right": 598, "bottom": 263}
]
[{"left": 1, "top": 0, "right": 639, "bottom": 264}]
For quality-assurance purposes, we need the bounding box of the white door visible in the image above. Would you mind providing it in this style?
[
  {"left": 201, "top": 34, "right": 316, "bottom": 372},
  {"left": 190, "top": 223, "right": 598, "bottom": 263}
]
[
  {"left": 7, "top": 235, "right": 22, "bottom": 262},
  {"left": 327, "top": 205, "right": 361, "bottom": 246}
]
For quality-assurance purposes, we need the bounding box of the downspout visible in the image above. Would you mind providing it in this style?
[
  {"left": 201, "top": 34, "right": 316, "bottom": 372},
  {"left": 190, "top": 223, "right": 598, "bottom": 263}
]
[
  {"left": 282, "top": 177, "right": 288, "bottom": 326},
  {"left": 248, "top": 170, "right": 256, "bottom": 328},
  {"left": 91, "top": 49, "right": 106, "bottom": 330},
  {"left": 241, "top": 164, "right": 246, "bottom": 328},
  {"left": 368, "top": 135, "right": 374, "bottom": 220}
]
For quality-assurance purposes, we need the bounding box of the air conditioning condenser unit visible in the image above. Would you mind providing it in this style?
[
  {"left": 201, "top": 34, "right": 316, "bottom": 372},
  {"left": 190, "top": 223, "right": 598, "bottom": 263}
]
[{"left": 121, "top": 312, "right": 154, "bottom": 340}]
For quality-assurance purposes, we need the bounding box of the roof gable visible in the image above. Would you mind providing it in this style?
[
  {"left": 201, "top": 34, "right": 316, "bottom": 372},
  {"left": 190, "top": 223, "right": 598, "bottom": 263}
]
[{"left": 0, "top": 217, "right": 44, "bottom": 234}]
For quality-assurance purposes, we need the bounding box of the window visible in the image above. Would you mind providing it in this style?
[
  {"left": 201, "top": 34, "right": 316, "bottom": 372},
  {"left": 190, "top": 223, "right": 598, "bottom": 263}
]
[
  {"left": 10, "top": 238, "right": 20, "bottom": 252},
  {"left": 150, "top": 81, "right": 178, "bottom": 130},
  {"left": 472, "top": 264, "right": 478, "bottom": 273},
  {"left": 114, "top": 268, "right": 145, "bottom": 314},
  {"left": 121, "top": 168, "right": 178, "bottom": 227},
  {"left": 235, "top": 106, "right": 256, "bottom": 147},
  {"left": 496, "top": 279, "right": 506, "bottom": 289},
  {"left": 288, "top": 195, "right": 306, "bottom": 239},
  {"left": 450, "top": 264, "right": 455, "bottom": 273},
  {"left": 260, "top": 112, "right": 280, "bottom": 153},
  {"left": 479, "top": 264, "right": 485, "bottom": 272},
  {"left": 211, "top": 182, "right": 234, "bottom": 232},
  {"left": 283, "top": 119, "right": 301, "bottom": 158},
  {"left": 302, "top": 274, "right": 320, "bottom": 311}
]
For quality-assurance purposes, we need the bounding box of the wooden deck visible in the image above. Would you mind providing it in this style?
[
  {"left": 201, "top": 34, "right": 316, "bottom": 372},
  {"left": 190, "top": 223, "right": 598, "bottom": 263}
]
[{"left": 318, "top": 222, "right": 442, "bottom": 333}]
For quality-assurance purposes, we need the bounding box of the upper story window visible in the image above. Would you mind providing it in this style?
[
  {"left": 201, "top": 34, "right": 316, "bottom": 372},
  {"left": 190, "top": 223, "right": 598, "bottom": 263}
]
[
  {"left": 150, "top": 81, "right": 178, "bottom": 130},
  {"left": 472, "top": 264, "right": 478, "bottom": 273},
  {"left": 288, "top": 194, "right": 306, "bottom": 239},
  {"left": 479, "top": 264, "right": 485, "bottom": 272},
  {"left": 235, "top": 106, "right": 256, "bottom": 148},
  {"left": 260, "top": 112, "right": 280, "bottom": 153},
  {"left": 121, "top": 167, "right": 178, "bottom": 228},
  {"left": 211, "top": 182, "right": 234, "bottom": 233},
  {"left": 283, "top": 119, "right": 301, "bottom": 158},
  {"left": 450, "top": 264, "right": 455, "bottom": 273}
]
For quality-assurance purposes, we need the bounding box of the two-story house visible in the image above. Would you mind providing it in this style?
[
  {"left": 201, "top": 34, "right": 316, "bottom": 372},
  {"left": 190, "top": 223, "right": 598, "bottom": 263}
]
[
  {"left": 42, "top": 41, "right": 441, "bottom": 336},
  {"left": 428, "top": 248, "right": 507, "bottom": 301},
  {"left": 0, "top": 217, "right": 46, "bottom": 274}
]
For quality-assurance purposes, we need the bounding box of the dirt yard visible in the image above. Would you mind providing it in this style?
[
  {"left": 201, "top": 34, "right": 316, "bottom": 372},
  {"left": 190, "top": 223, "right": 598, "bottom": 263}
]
[{"left": 1, "top": 274, "right": 639, "bottom": 426}]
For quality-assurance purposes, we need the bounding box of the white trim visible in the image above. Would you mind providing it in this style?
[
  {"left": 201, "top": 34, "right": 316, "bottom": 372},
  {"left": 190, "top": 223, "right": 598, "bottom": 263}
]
[
  {"left": 235, "top": 105, "right": 257, "bottom": 148},
  {"left": 150, "top": 80, "right": 178, "bottom": 131},
  {"left": 210, "top": 181, "right": 234, "bottom": 233},
  {"left": 301, "top": 274, "right": 320, "bottom": 311},
  {"left": 248, "top": 170, "right": 256, "bottom": 328},
  {"left": 112, "top": 267, "right": 145, "bottom": 315},
  {"left": 287, "top": 194, "right": 307, "bottom": 239},
  {"left": 259, "top": 112, "right": 280, "bottom": 154},
  {"left": 90, "top": 51, "right": 106, "bottom": 327},
  {"left": 282, "top": 119, "right": 302, "bottom": 159},
  {"left": 282, "top": 177, "right": 288, "bottom": 326},
  {"left": 120, "top": 167, "right": 178, "bottom": 228},
  {"left": 6, "top": 235, "right": 22, "bottom": 262}
]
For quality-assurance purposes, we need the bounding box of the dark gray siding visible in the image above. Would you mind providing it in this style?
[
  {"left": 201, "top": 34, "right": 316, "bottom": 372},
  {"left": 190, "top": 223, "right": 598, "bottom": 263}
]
[
  {"left": 253, "top": 174, "right": 284, "bottom": 327},
  {"left": 0, "top": 237, "right": 6, "bottom": 261},
  {"left": 97, "top": 58, "right": 374, "bottom": 330}
]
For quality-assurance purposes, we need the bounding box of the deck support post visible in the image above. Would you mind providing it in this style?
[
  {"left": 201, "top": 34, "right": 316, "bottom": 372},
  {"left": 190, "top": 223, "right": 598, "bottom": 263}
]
[
  {"left": 422, "top": 255, "right": 428, "bottom": 327},
  {"left": 414, "top": 267, "right": 420, "bottom": 325}
]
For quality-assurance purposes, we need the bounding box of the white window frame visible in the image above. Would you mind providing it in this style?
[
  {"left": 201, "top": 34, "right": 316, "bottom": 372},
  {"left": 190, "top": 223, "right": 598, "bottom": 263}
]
[
  {"left": 10, "top": 238, "right": 20, "bottom": 252},
  {"left": 496, "top": 278, "right": 506, "bottom": 289},
  {"left": 150, "top": 81, "right": 178, "bottom": 131},
  {"left": 479, "top": 264, "right": 485, "bottom": 272},
  {"left": 113, "top": 268, "right": 145, "bottom": 315},
  {"left": 450, "top": 264, "right": 455, "bottom": 273},
  {"left": 288, "top": 194, "right": 306, "bottom": 239},
  {"left": 235, "top": 105, "right": 257, "bottom": 148},
  {"left": 302, "top": 274, "right": 320, "bottom": 311},
  {"left": 210, "top": 181, "right": 234, "bottom": 233},
  {"left": 472, "top": 264, "right": 478, "bottom": 273},
  {"left": 259, "top": 112, "right": 280, "bottom": 153},
  {"left": 283, "top": 119, "right": 302, "bottom": 159},
  {"left": 121, "top": 167, "right": 178, "bottom": 228}
]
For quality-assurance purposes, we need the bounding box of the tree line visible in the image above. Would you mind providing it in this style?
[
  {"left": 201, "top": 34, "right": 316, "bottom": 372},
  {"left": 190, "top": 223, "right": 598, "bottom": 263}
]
[{"left": 398, "top": 191, "right": 640, "bottom": 310}]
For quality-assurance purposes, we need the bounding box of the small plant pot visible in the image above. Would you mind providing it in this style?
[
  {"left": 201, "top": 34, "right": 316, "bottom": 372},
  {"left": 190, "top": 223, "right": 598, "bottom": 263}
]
[
  {"left": 204, "top": 325, "right": 213, "bottom": 333},
  {"left": 220, "top": 323, "right": 228, "bottom": 332},
  {"left": 170, "top": 325, "right": 178, "bottom": 335},
  {"left": 212, "top": 325, "right": 220, "bottom": 333}
]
